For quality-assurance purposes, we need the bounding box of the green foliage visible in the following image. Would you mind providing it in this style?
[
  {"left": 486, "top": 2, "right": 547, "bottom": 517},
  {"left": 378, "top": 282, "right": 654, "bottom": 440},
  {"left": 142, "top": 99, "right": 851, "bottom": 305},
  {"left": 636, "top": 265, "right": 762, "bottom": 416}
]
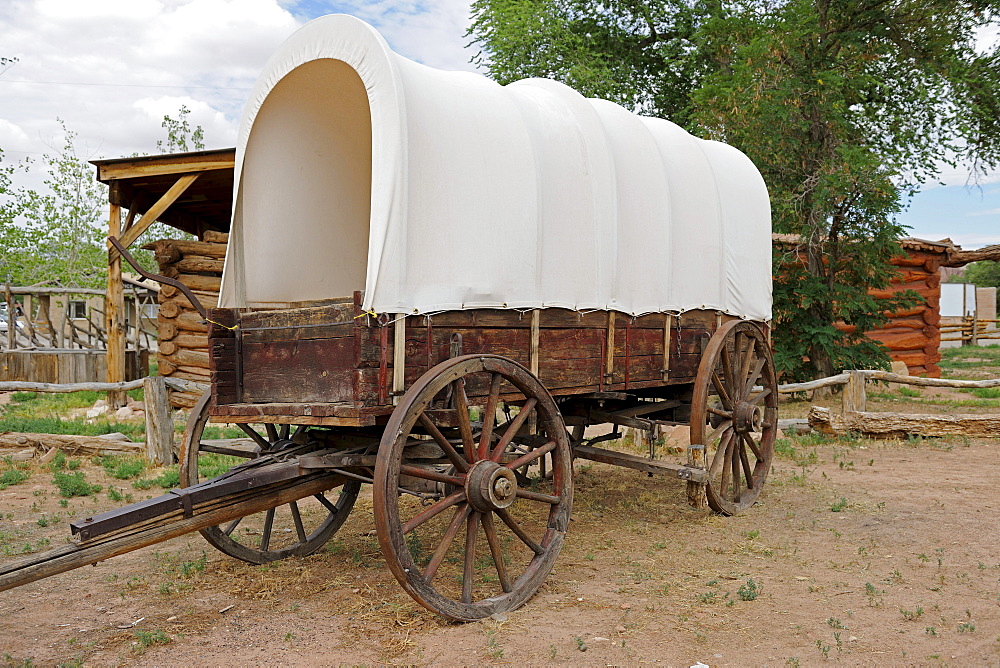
[
  {"left": 100, "top": 455, "right": 146, "bottom": 480},
  {"left": 469, "top": 1, "right": 1000, "bottom": 380},
  {"left": 0, "top": 468, "right": 29, "bottom": 490},
  {"left": 737, "top": 578, "right": 761, "bottom": 601},
  {"left": 0, "top": 120, "right": 107, "bottom": 288},
  {"left": 0, "top": 107, "right": 206, "bottom": 287},
  {"left": 132, "top": 467, "right": 180, "bottom": 490},
  {"left": 53, "top": 471, "right": 102, "bottom": 498},
  {"left": 133, "top": 629, "right": 171, "bottom": 650},
  {"left": 157, "top": 105, "right": 205, "bottom": 154}
]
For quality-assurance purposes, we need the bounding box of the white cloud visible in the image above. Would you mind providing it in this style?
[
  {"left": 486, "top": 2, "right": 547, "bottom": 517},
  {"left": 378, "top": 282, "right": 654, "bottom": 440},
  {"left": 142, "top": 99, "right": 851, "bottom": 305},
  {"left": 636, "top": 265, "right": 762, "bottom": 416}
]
[
  {"left": 318, "top": 0, "right": 479, "bottom": 71},
  {"left": 1, "top": 0, "right": 302, "bottom": 182},
  {"left": 968, "top": 207, "right": 1000, "bottom": 217}
]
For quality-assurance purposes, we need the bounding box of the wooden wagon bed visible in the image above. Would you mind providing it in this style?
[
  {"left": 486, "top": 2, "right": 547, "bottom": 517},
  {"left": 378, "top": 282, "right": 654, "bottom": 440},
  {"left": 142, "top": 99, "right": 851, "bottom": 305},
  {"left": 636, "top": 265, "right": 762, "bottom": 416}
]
[{"left": 207, "top": 292, "right": 737, "bottom": 427}]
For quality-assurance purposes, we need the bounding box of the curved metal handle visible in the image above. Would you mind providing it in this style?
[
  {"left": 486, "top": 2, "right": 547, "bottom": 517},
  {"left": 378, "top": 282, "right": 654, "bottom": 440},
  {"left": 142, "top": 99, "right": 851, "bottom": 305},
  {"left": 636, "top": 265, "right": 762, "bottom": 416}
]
[{"left": 108, "top": 235, "right": 208, "bottom": 319}]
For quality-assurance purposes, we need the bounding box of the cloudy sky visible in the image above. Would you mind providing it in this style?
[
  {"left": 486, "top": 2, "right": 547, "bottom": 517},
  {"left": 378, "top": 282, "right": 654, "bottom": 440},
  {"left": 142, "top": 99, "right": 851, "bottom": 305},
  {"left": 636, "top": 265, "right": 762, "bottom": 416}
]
[{"left": 1, "top": 0, "right": 997, "bottom": 248}]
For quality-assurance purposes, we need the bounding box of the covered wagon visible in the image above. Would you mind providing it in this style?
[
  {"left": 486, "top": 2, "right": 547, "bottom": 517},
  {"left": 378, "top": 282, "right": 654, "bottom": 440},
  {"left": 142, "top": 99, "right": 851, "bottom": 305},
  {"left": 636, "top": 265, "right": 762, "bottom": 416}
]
[{"left": 1, "top": 15, "right": 776, "bottom": 622}]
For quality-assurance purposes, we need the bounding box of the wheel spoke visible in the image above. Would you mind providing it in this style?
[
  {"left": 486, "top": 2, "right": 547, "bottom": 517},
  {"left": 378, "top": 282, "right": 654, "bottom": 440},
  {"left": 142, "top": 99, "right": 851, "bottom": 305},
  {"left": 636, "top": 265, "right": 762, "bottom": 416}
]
[
  {"left": 399, "top": 464, "right": 465, "bottom": 487},
  {"left": 497, "top": 508, "right": 545, "bottom": 555},
  {"left": 708, "top": 430, "right": 734, "bottom": 479},
  {"left": 288, "top": 501, "right": 307, "bottom": 543},
  {"left": 721, "top": 435, "right": 734, "bottom": 497},
  {"left": 260, "top": 508, "right": 275, "bottom": 552},
  {"left": 418, "top": 413, "right": 470, "bottom": 473},
  {"left": 223, "top": 516, "right": 242, "bottom": 536},
  {"left": 706, "top": 419, "right": 733, "bottom": 445},
  {"left": 738, "top": 439, "right": 754, "bottom": 490},
  {"left": 264, "top": 423, "right": 279, "bottom": 442},
  {"left": 280, "top": 424, "right": 291, "bottom": 440},
  {"left": 747, "top": 388, "right": 771, "bottom": 406},
  {"left": 314, "top": 493, "right": 337, "bottom": 514},
  {"left": 402, "top": 490, "right": 467, "bottom": 534},
  {"left": 490, "top": 398, "right": 538, "bottom": 462},
  {"left": 720, "top": 337, "right": 736, "bottom": 389},
  {"left": 452, "top": 380, "right": 476, "bottom": 464},
  {"left": 482, "top": 512, "right": 512, "bottom": 592},
  {"left": 507, "top": 440, "right": 556, "bottom": 471},
  {"left": 424, "top": 504, "right": 472, "bottom": 582},
  {"left": 711, "top": 372, "right": 733, "bottom": 410},
  {"left": 744, "top": 356, "right": 767, "bottom": 398},
  {"left": 742, "top": 432, "right": 764, "bottom": 461},
  {"left": 515, "top": 488, "right": 561, "bottom": 505},
  {"left": 462, "top": 512, "right": 479, "bottom": 603},
  {"left": 706, "top": 405, "right": 733, "bottom": 420},
  {"left": 737, "top": 338, "right": 757, "bottom": 400},
  {"left": 293, "top": 425, "right": 308, "bottom": 438},
  {"left": 731, "top": 435, "right": 741, "bottom": 502},
  {"left": 478, "top": 373, "right": 502, "bottom": 460},
  {"left": 237, "top": 424, "right": 271, "bottom": 451}
]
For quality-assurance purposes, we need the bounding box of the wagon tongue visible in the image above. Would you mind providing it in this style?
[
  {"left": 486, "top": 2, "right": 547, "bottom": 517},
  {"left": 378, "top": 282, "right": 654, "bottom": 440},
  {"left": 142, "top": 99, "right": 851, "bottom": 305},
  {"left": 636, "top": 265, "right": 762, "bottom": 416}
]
[{"left": 0, "top": 448, "right": 348, "bottom": 593}]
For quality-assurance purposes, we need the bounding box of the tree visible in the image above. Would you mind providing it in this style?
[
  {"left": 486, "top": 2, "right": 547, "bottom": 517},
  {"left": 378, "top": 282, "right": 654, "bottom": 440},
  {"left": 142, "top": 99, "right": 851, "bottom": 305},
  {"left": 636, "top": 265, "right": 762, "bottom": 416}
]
[
  {"left": 157, "top": 104, "right": 205, "bottom": 154},
  {"left": 1, "top": 120, "right": 107, "bottom": 288},
  {"left": 0, "top": 108, "right": 207, "bottom": 287},
  {"left": 469, "top": 0, "right": 1000, "bottom": 380}
]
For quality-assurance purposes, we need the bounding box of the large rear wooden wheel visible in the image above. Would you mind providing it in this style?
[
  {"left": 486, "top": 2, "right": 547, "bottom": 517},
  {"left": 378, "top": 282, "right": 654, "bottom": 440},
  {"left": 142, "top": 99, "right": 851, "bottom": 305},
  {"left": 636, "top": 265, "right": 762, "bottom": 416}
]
[
  {"left": 690, "top": 321, "right": 777, "bottom": 515},
  {"left": 374, "top": 355, "right": 573, "bottom": 621},
  {"left": 179, "top": 392, "right": 360, "bottom": 564}
]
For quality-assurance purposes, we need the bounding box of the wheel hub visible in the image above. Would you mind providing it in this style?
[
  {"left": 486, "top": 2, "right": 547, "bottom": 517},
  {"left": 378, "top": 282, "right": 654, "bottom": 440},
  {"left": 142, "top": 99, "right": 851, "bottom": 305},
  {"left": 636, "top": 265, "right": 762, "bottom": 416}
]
[
  {"left": 733, "top": 403, "right": 763, "bottom": 434},
  {"left": 465, "top": 460, "right": 518, "bottom": 512}
]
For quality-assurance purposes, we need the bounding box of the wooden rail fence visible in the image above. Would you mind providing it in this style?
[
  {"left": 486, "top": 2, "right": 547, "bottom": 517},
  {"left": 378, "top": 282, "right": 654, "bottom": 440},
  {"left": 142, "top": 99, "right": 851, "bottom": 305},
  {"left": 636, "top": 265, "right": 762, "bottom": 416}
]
[
  {"left": 940, "top": 317, "right": 1000, "bottom": 345},
  {"left": 0, "top": 377, "right": 208, "bottom": 465},
  {"left": 776, "top": 369, "right": 1000, "bottom": 438}
]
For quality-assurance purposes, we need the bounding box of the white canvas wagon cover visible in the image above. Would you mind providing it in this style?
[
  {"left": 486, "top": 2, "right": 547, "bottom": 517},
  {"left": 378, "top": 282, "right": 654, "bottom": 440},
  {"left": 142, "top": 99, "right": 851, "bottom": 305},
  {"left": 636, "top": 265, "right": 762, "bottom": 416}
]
[{"left": 219, "top": 14, "right": 772, "bottom": 320}]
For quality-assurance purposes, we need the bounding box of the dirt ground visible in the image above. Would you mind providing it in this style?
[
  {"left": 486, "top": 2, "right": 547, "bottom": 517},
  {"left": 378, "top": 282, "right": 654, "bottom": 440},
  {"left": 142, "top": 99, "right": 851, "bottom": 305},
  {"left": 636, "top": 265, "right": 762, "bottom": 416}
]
[{"left": 2, "top": 391, "right": 1000, "bottom": 667}]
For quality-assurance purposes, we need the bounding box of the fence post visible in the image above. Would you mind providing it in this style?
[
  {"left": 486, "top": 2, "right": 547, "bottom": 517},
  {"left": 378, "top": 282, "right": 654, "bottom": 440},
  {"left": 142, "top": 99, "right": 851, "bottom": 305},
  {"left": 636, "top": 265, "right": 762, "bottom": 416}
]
[
  {"left": 842, "top": 370, "right": 867, "bottom": 413},
  {"left": 143, "top": 376, "right": 174, "bottom": 465}
]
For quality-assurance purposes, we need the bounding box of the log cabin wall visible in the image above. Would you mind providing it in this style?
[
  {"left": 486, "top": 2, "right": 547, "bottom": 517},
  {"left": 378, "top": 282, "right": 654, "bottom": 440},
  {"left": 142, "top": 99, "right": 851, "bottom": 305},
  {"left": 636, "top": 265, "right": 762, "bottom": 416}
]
[
  {"left": 864, "top": 244, "right": 946, "bottom": 377},
  {"left": 143, "top": 230, "right": 227, "bottom": 408},
  {"left": 773, "top": 234, "right": 950, "bottom": 378}
]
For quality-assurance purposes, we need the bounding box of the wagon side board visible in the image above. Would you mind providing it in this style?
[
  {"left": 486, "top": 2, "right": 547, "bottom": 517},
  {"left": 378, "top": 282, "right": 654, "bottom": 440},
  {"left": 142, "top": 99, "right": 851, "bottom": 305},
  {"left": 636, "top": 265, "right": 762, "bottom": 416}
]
[{"left": 208, "top": 292, "right": 737, "bottom": 425}]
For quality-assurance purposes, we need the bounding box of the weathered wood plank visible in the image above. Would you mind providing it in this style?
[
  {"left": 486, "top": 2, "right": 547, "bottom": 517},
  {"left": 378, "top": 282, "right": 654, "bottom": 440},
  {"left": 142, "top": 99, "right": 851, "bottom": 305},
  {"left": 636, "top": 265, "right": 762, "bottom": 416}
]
[{"left": 240, "top": 337, "right": 355, "bottom": 403}]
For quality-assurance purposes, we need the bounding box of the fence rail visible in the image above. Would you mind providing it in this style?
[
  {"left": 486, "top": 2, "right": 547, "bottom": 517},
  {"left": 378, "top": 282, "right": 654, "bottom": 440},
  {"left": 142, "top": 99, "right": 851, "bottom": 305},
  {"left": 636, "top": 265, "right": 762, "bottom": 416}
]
[
  {"left": 776, "top": 368, "right": 1000, "bottom": 416},
  {"left": 0, "top": 377, "right": 208, "bottom": 465},
  {"left": 940, "top": 316, "right": 1000, "bottom": 344}
]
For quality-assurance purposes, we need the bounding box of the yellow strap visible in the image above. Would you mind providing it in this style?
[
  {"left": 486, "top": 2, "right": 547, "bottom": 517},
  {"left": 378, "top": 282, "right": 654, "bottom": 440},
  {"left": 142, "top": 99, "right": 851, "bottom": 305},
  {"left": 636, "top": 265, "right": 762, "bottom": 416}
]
[
  {"left": 354, "top": 308, "right": 379, "bottom": 320},
  {"left": 204, "top": 318, "right": 238, "bottom": 331}
]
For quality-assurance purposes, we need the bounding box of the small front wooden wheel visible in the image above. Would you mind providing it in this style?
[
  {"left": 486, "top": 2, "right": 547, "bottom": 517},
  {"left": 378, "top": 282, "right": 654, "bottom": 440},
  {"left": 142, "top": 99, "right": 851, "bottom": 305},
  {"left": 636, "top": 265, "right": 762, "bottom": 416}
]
[
  {"left": 690, "top": 321, "right": 778, "bottom": 515},
  {"left": 374, "top": 355, "right": 573, "bottom": 621},
  {"left": 179, "top": 392, "right": 361, "bottom": 564}
]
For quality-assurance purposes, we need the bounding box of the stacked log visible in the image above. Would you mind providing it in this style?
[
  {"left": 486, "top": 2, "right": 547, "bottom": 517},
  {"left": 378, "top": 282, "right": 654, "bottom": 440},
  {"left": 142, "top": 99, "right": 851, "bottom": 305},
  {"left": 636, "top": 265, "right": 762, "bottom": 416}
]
[
  {"left": 142, "top": 231, "right": 227, "bottom": 408},
  {"left": 865, "top": 249, "right": 944, "bottom": 377},
  {"left": 773, "top": 235, "right": 949, "bottom": 378}
]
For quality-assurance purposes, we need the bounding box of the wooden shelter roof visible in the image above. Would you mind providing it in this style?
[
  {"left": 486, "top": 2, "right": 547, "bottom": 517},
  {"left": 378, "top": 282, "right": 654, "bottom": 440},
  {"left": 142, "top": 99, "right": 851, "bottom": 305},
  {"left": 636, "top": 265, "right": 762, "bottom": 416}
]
[{"left": 91, "top": 148, "right": 235, "bottom": 238}]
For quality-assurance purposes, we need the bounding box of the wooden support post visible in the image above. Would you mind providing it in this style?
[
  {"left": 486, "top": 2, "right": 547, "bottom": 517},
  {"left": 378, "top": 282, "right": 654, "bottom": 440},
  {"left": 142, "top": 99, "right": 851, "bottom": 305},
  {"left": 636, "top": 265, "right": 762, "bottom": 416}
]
[
  {"left": 392, "top": 315, "right": 406, "bottom": 406},
  {"left": 662, "top": 313, "right": 672, "bottom": 382},
  {"left": 3, "top": 282, "right": 15, "bottom": 351},
  {"left": 143, "top": 376, "right": 174, "bottom": 465},
  {"left": 529, "top": 309, "right": 540, "bottom": 377},
  {"left": 107, "top": 202, "right": 127, "bottom": 409},
  {"left": 604, "top": 311, "right": 616, "bottom": 384},
  {"left": 529, "top": 309, "right": 541, "bottom": 442},
  {"left": 842, "top": 370, "right": 867, "bottom": 413},
  {"left": 129, "top": 295, "right": 140, "bottom": 361}
]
